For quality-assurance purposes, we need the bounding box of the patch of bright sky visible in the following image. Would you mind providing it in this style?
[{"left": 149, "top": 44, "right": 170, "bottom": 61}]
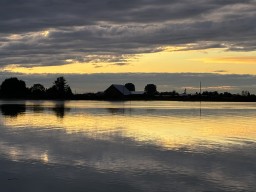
[{"left": 3, "top": 48, "right": 256, "bottom": 75}]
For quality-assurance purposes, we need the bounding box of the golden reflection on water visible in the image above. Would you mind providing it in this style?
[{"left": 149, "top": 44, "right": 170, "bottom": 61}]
[
  {"left": 0, "top": 140, "right": 50, "bottom": 164},
  {"left": 2, "top": 101, "right": 256, "bottom": 151},
  {"left": 1, "top": 101, "right": 256, "bottom": 192}
]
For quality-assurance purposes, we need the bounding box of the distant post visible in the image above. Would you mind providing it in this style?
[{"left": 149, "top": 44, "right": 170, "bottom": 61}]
[{"left": 200, "top": 81, "right": 202, "bottom": 95}]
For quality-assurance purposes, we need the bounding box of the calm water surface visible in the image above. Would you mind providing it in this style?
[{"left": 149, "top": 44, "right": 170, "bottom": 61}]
[{"left": 0, "top": 100, "right": 256, "bottom": 192}]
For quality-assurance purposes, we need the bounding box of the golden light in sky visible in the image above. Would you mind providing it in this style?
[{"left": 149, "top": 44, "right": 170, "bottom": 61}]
[
  {"left": 0, "top": 0, "right": 256, "bottom": 93},
  {"left": 3, "top": 48, "right": 256, "bottom": 75}
]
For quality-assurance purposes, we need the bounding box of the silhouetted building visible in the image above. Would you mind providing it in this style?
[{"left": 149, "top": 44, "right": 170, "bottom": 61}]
[
  {"left": 130, "top": 91, "right": 144, "bottom": 95},
  {"left": 104, "top": 84, "right": 131, "bottom": 98}
]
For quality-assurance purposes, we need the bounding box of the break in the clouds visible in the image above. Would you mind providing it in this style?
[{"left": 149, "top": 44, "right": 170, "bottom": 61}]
[{"left": 0, "top": 0, "right": 256, "bottom": 67}]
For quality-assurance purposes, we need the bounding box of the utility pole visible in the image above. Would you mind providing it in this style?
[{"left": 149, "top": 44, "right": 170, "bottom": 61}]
[
  {"left": 200, "top": 81, "right": 202, "bottom": 95},
  {"left": 200, "top": 81, "right": 202, "bottom": 117}
]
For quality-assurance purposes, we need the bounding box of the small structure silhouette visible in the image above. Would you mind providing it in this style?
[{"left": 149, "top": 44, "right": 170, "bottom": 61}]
[{"left": 104, "top": 84, "right": 131, "bottom": 98}]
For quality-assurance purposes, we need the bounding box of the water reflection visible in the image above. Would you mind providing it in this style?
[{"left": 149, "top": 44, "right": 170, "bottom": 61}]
[
  {"left": 0, "top": 102, "right": 70, "bottom": 118},
  {"left": 1, "top": 101, "right": 256, "bottom": 149},
  {"left": 52, "top": 102, "right": 70, "bottom": 118},
  {"left": 32, "top": 105, "right": 45, "bottom": 113},
  {"left": 106, "top": 107, "right": 126, "bottom": 115},
  {"left": 0, "top": 101, "right": 256, "bottom": 192},
  {"left": 0, "top": 104, "right": 26, "bottom": 117}
]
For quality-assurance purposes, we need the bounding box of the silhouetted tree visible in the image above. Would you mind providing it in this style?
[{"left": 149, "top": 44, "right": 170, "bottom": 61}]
[
  {"left": 241, "top": 90, "right": 250, "bottom": 96},
  {"left": 172, "top": 90, "right": 179, "bottom": 96},
  {"left": 46, "top": 86, "right": 57, "bottom": 98},
  {"left": 170, "top": 90, "right": 179, "bottom": 96},
  {"left": 223, "top": 92, "right": 232, "bottom": 97},
  {"left": 125, "top": 83, "right": 135, "bottom": 92},
  {"left": 160, "top": 90, "right": 179, "bottom": 96},
  {"left": 202, "top": 91, "right": 219, "bottom": 96},
  {"left": 144, "top": 84, "right": 157, "bottom": 95},
  {"left": 46, "top": 77, "right": 73, "bottom": 99},
  {"left": 30, "top": 84, "right": 46, "bottom": 98},
  {"left": 0, "top": 77, "right": 28, "bottom": 98}
]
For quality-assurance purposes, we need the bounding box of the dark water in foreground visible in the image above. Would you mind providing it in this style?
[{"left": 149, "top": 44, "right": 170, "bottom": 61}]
[{"left": 0, "top": 100, "right": 256, "bottom": 192}]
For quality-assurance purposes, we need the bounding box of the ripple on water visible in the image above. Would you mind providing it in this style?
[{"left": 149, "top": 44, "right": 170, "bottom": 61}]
[{"left": 0, "top": 101, "right": 256, "bottom": 192}]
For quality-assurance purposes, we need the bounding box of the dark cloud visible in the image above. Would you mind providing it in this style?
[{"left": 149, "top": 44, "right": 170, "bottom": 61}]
[
  {"left": 0, "top": 0, "right": 255, "bottom": 66},
  {"left": 213, "top": 70, "right": 228, "bottom": 73}
]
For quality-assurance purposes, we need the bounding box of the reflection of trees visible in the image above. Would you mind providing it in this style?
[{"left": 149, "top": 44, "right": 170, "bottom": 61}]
[
  {"left": 0, "top": 102, "right": 71, "bottom": 118},
  {"left": 0, "top": 104, "right": 26, "bottom": 117},
  {"left": 106, "top": 108, "right": 133, "bottom": 115},
  {"left": 52, "top": 103, "right": 70, "bottom": 118},
  {"left": 107, "top": 108, "right": 124, "bottom": 114},
  {"left": 32, "top": 105, "right": 45, "bottom": 113}
]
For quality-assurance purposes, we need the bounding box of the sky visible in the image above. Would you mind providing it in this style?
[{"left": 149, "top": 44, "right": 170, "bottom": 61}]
[{"left": 0, "top": 0, "right": 256, "bottom": 93}]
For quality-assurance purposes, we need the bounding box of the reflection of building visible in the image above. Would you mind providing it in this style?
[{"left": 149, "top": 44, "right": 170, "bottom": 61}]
[
  {"left": 104, "top": 84, "right": 131, "bottom": 98},
  {"left": 130, "top": 91, "right": 145, "bottom": 95}
]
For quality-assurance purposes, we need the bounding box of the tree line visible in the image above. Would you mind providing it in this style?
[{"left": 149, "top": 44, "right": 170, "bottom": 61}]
[
  {"left": 0, "top": 76, "right": 159, "bottom": 99},
  {"left": 0, "top": 76, "right": 255, "bottom": 101},
  {"left": 0, "top": 77, "right": 73, "bottom": 99},
  {"left": 124, "top": 83, "right": 157, "bottom": 95}
]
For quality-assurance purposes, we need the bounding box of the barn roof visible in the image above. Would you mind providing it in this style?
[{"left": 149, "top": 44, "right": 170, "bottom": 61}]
[{"left": 111, "top": 84, "right": 131, "bottom": 95}]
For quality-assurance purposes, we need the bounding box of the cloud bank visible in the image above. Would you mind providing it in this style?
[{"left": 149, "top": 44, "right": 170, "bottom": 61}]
[{"left": 0, "top": 0, "right": 256, "bottom": 67}]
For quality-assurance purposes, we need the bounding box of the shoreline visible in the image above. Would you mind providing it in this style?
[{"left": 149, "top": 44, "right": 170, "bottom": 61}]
[{"left": 1, "top": 96, "right": 256, "bottom": 102}]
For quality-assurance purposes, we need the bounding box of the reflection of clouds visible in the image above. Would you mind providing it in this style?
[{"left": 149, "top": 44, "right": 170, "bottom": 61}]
[
  {"left": 8, "top": 147, "right": 19, "bottom": 161},
  {"left": 2, "top": 108, "right": 256, "bottom": 151},
  {"left": 0, "top": 141, "right": 51, "bottom": 164},
  {"left": 0, "top": 126, "right": 255, "bottom": 191},
  {"left": 0, "top": 101, "right": 256, "bottom": 191},
  {"left": 1, "top": 101, "right": 256, "bottom": 156},
  {"left": 41, "top": 152, "right": 49, "bottom": 163}
]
